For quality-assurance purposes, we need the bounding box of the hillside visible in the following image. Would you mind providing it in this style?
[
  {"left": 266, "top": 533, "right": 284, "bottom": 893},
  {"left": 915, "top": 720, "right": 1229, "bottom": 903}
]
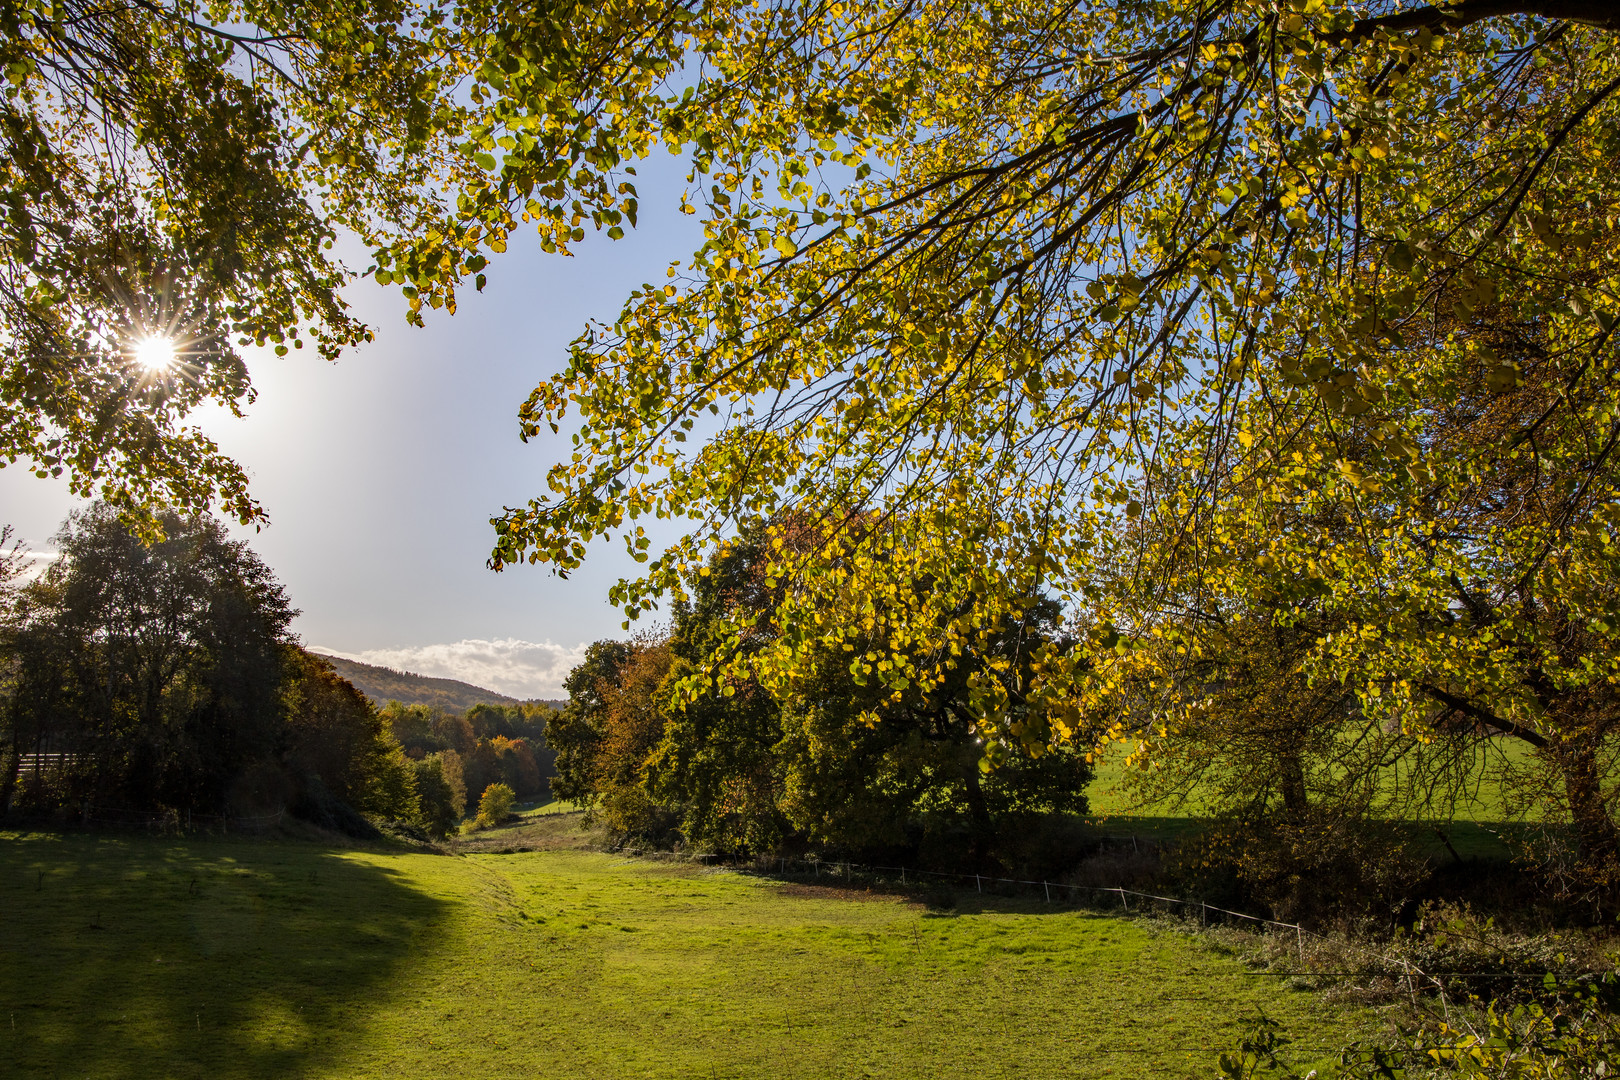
[{"left": 314, "top": 653, "right": 526, "bottom": 712}]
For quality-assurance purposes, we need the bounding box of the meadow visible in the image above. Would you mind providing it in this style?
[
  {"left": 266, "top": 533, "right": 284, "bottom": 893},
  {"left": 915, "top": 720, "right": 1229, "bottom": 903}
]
[
  {"left": 1083, "top": 740, "right": 1543, "bottom": 861},
  {"left": 0, "top": 814, "right": 1364, "bottom": 1080}
]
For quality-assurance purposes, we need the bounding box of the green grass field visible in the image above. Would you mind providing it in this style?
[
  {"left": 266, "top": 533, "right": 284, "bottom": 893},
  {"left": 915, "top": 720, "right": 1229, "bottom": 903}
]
[
  {"left": 0, "top": 816, "right": 1364, "bottom": 1079},
  {"left": 1082, "top": 739, "right": 1548, "bottom": 862}
]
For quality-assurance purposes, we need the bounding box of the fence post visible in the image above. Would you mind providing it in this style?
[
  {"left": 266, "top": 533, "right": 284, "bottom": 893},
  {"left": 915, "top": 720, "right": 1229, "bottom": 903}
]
[
  {"left": 1119, "top": 888, "right": 1129, "bottom": 911},
  {"left": 1044, "top": 881, "right": 1051, "bottom": 903},
  {"left": 901, "top": 867, "right": 906, "bottom": 886},
  {"left": 975, "top": 874, "right": 981, "bottom": 893}
]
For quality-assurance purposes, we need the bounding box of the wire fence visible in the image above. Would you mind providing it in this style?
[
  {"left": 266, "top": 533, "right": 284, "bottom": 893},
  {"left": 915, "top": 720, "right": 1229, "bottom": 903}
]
[{"left": 676, "top": 849, "right": 1312, "bottom": 947}]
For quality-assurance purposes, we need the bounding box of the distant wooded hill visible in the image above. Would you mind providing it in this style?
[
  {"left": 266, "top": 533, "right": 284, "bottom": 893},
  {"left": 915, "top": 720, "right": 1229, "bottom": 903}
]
[{"left": 313, "top": 654, "right": 564, "bottom": 713}]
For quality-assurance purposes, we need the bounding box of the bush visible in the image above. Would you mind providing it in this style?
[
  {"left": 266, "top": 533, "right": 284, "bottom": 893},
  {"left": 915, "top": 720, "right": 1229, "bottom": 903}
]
[
  {"left": 412, "top": 756, "right": 460, "bottom": 838},
  {"left": 475, "top": 783, "right": 515, "bottom": 828},
  {"left": 1344, "top": 973, "right": 1620, "bottom": 1079},
  {"left": 1168, "top": 812, "right": 1427, "bottom": 925},
  {"left": 987, "top": 812, "right": 1093, "bottom": 878},
  {"left": 1220, "top": 973, "right": 1620, "bottom": 1079},
  {"left": 597, "top": 783, "right": 681, "bottom": 848}
]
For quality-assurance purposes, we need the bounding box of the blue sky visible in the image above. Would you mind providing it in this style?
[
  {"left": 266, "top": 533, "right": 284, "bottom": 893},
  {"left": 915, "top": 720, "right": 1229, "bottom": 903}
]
[{"left": 0, "top": 152, "right": 705, "bottom": 699}]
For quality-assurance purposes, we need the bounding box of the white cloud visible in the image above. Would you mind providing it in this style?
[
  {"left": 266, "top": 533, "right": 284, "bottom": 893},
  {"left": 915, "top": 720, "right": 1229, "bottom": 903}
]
[
  {"left": 9, "top": 550, "right": 60, "bottom": 584},
  {"left": 311, "top": 638, "right": 588, "bottom": 700}
]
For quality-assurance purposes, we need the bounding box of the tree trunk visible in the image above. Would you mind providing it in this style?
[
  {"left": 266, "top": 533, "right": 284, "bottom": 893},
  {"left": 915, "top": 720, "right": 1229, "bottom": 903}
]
[
  {"left": 0, "top": 730, "right": 18, "bottom": 818},
  {"left": 1553, "top": 738, "right": 1620, "bottom": 889},
  {"left": 1278, "top": 749, "right": 1309, "bottom": 821},
  {"left": 962, "top": 755, "right": 994, "bottom": 866}
]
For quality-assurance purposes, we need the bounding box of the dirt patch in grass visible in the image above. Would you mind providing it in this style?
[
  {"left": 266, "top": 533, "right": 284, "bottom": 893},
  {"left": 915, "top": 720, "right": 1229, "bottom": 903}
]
[{"left": 774, "top": 881, "right": 923, "bottom": 905}]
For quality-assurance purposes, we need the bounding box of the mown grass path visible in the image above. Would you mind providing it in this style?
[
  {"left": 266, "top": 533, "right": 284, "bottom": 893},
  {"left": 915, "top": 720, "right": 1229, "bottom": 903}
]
[{"left": 0, "top": 827, "right": 1361, "bottom": 1078}]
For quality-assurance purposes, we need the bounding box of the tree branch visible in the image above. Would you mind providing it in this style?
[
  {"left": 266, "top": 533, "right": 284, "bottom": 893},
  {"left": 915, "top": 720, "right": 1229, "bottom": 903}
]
[
  {"left": 1420, "top": 682, "right": 1551, "bottom": 748},
  {"left": 1334, "top": 0, "right": 1620, "bottom": 42}
]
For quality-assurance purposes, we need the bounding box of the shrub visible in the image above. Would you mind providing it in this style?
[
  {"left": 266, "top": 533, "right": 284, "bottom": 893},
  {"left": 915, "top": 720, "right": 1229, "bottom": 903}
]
[
  {"left": 412, "top": 756, "right": 460, "bottom": 838},
  {"left": 475, "top": 783, "right": 515, "bottom": 828},
  {"left": 1345, "top": 973, "right": 1620, "bottom": 1080},
  {"left": 1220, "top": 973, "right": 1620, "bottom": 1079},
  {"left": 597, "top": 783, "right": 681, "bottom": 848},
  {"left": 1168, "top": 811, "right": 1427, "bottom": 925}
]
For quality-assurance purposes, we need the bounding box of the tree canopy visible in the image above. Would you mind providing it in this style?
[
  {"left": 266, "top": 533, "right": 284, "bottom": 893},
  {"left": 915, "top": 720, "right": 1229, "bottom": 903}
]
[
  {"left": 549, "top": 526, "right": 1092, "bottom": 869},
  {"left": 0, "top": 0, "right": 659, "bottom": 524},
  {"left": 457, "top": 0, "right": 1620, "bottom": 877},
  {"left": 2, "top": 505, "right": 294, "bottom": 811},
  {"left": 15, "top": 0, "right": 1620, "bottom": 881}
]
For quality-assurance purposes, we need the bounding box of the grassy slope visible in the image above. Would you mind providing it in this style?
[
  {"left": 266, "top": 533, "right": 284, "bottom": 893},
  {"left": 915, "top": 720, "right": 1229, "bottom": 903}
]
[{"left": 0, "top": 821, "right": 1363, "bottom": 1080}]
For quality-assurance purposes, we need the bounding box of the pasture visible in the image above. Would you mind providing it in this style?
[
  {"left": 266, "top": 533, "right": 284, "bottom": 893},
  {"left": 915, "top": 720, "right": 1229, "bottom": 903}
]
[
  {"left": 1084, "top": 739, "right": 1543, "bottom": 861},
  {"left": 0, "top": 817, "right": 1362, "bottom": 1079}
]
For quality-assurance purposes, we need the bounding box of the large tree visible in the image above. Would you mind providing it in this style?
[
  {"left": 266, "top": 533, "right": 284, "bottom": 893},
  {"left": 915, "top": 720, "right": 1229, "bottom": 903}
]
[
  {"left": 2, "top": 505, "right": 293, "bottom": 811},
  {"left": 466, "top": 2, "right": 1620, "bottom": 878},
  {"left": 548, "top": 637, "right": 638, "bottom": 804},
  {"left": 553, "top": 523, "right": 1091, "bottom": 863},
  {"left": 0, "top": 507, "right": 429, "bottom": 824}
]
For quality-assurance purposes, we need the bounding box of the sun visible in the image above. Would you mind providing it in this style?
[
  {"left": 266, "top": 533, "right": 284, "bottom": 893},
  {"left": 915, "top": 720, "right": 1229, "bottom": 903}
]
[{"left": 132, "top": 335, "right": 178, "bottom": 373}]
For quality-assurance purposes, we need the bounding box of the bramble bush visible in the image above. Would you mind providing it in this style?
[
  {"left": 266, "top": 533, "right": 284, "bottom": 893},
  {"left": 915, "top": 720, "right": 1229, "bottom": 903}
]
[{"left": 1222, "top": 971, "right": 1620, "bottom": 1079}]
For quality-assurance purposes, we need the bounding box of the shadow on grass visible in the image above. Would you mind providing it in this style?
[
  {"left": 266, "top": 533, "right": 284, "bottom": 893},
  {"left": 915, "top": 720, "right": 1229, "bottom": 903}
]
[
  {"left": 759, "top": 867, "right": 1162, "bottom": 921},
  {"left": 1092, "top": 813, "right": 1534, "bottom": 863},
  {"left": 748, "top": 814, "right": 1543, "bottom": 923},
  {"left": 0, "top": 830, "right": 445, "bottom": 1080}
]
